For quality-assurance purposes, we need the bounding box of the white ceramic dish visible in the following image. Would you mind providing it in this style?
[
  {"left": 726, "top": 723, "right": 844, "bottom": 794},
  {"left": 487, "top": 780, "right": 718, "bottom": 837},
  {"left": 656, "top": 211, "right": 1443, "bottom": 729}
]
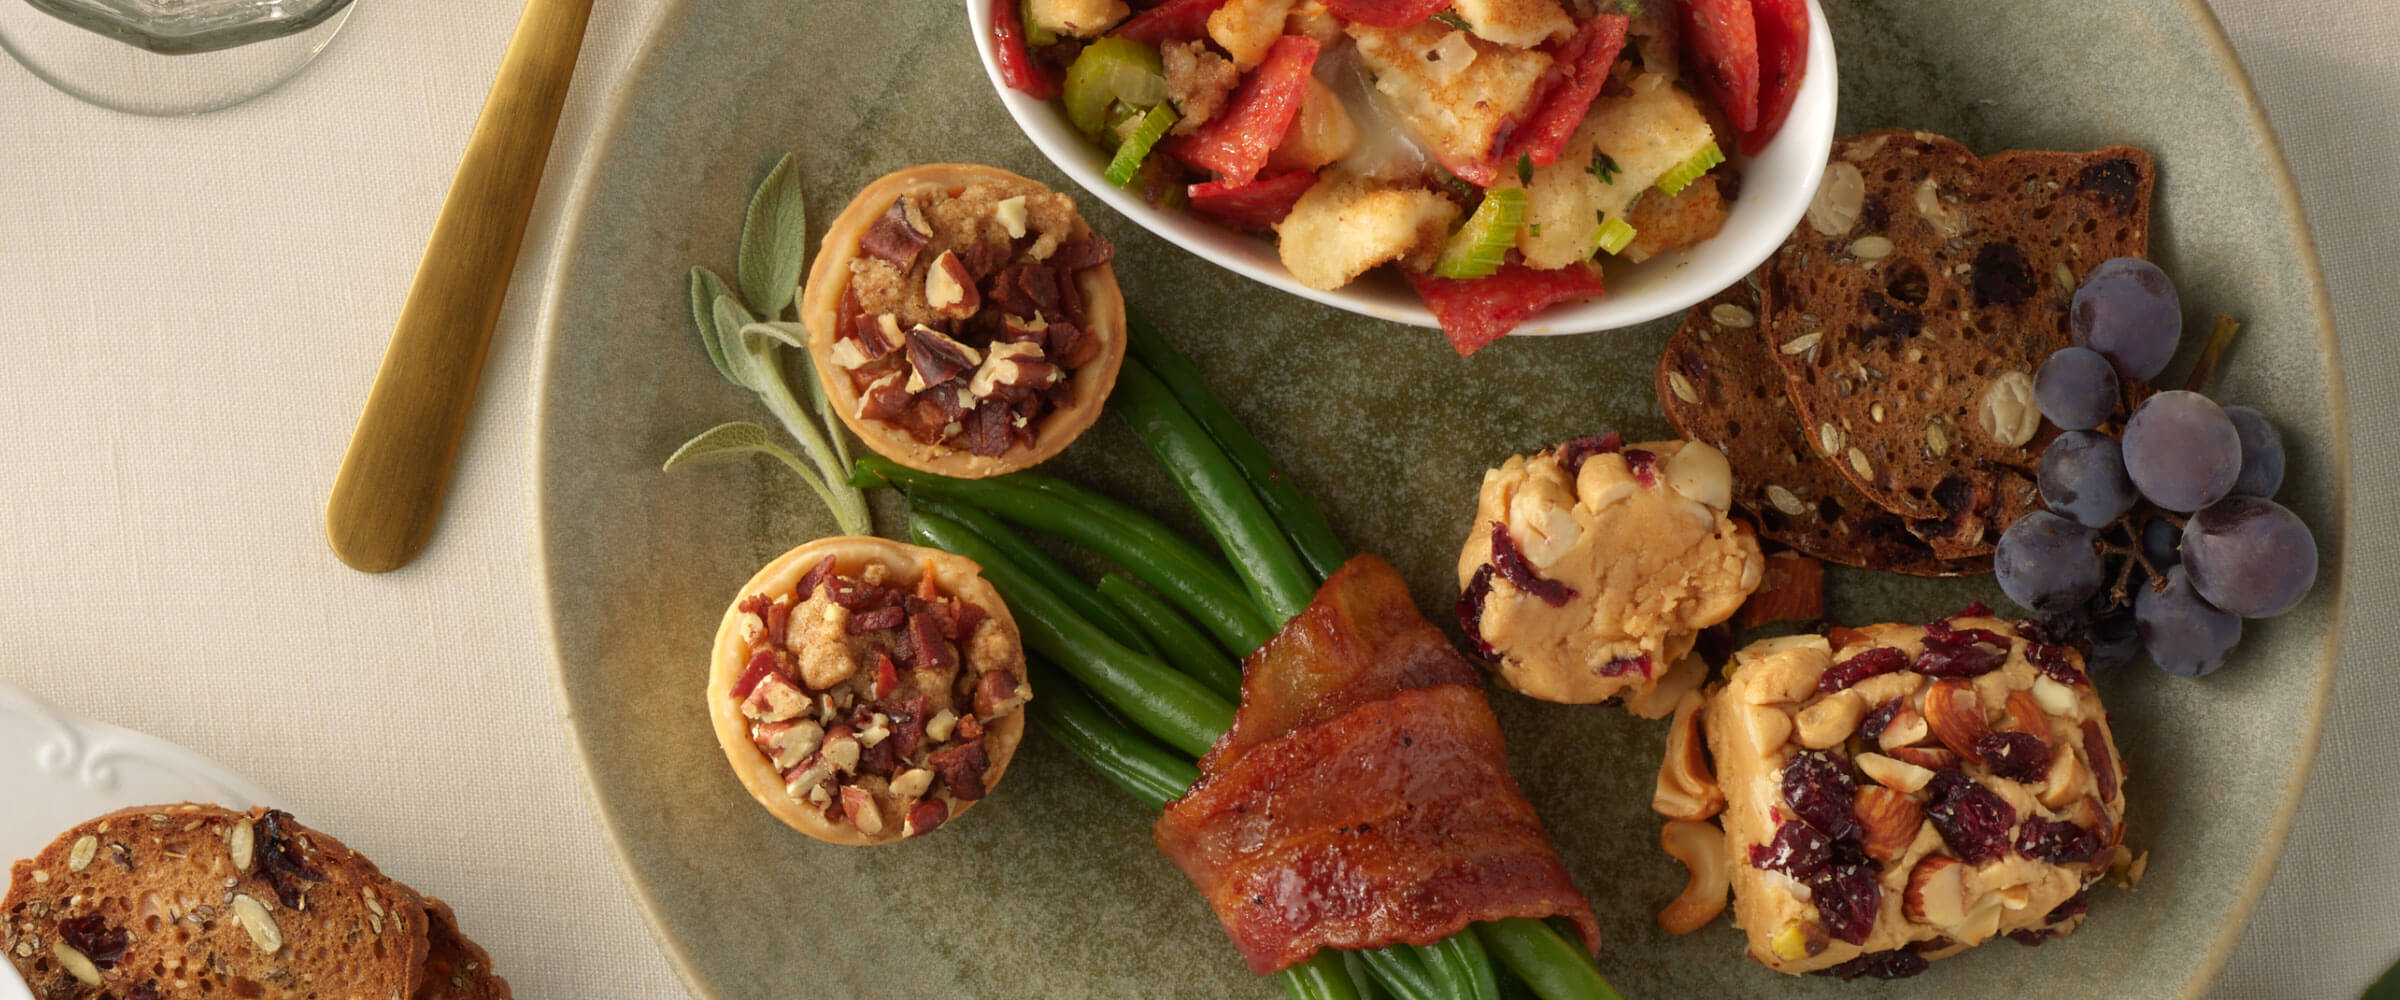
[
  {"left": 0, "top": 683, "right": 274, "bottom": 994},
  {"left": 967, "top": 0, "right": 1838, "bottom": 336}
]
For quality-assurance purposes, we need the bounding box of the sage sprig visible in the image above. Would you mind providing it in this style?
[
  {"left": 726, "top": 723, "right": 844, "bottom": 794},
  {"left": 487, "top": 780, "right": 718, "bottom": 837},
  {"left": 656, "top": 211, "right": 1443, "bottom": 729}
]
[{"left": 668, "top": 153, "right": 872, "bottom": 536}]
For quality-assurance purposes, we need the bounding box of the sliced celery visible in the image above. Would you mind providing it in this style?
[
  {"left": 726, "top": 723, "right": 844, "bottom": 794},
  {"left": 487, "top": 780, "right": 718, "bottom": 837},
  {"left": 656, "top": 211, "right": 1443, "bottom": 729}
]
[
  {"left": 1432, "top": 188, "right": 1528, "bottom": 279},
  {"left": 1064, "top": 37, "right": 1169, "bottom": 136},
  {"left": 1021, "top": 0, "right": 1059, "bottom": 46},
  {"left": 1654, "top": 141, "right": 1725, "bottom": 197},
  {"left": 1105, "top": 104, "right": 1179, "bottom": 187},
  {"left": 1594, "top": 215, "right": 1637, "bottom": 256}
]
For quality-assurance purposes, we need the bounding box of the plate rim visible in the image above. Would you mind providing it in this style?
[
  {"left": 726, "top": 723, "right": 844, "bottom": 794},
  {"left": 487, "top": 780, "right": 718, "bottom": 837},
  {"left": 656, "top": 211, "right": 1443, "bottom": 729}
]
[{"left": 524, "top": 2, "right": 2351, "bottom": 996}]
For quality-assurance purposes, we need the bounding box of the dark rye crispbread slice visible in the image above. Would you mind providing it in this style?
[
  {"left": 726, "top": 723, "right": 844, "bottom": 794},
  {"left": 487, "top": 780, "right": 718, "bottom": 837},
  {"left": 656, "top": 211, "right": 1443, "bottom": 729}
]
[
  {"left": 1760, "top": 129, "right": 2155, "bottom": 557},
  {"left": 1658, "top": 279, "right": 1987, "bottom": 576},
  {"left": 413, "top": 897, "right": 510, "bottom": 1000},
  {"left": 5, "top": 803, "right": 431, "bottom": 1000}
]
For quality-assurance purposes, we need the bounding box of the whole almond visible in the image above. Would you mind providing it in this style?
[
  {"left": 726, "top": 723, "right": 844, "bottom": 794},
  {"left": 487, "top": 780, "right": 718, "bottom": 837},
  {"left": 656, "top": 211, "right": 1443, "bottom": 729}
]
[
  {"left": 1888, "top": 745, "right": 1960, "bottom": 771},
  {"left": 1855, "top": 786, "right": 1924, "bottom": 862},
  {"left": 1924, "top": 679, "right": 1991, "bottom": 763},
  {"left": 1904, "top": 855, "right": 1969, "bottom": 926}
]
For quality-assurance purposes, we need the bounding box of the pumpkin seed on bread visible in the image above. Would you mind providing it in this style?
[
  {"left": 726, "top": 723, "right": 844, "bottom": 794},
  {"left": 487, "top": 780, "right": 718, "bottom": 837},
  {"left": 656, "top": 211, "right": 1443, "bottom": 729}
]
[
  {"left": 5, "top": 803, "right": 430, "bottom": 1000},
  {"left": 1759, "top": 130, "right": 2155, "bottom": 557}
]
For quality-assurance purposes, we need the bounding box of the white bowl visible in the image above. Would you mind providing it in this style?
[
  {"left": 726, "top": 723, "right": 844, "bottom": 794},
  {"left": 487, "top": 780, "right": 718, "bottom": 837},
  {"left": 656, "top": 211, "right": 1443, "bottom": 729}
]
[{"left": 967, "top": 0, "right": 1837, "bottom": 337}]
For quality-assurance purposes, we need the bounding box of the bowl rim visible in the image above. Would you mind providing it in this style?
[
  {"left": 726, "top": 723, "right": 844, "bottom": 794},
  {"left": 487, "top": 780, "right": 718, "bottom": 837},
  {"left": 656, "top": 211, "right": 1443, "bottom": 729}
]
[{"left": 963, "top": 0, "right": 1839, "bottom": 336}]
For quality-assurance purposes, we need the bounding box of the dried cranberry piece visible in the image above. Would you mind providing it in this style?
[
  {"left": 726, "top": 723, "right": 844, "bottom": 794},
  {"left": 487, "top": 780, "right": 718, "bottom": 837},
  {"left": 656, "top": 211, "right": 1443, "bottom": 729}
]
[
  {"left": 1976, "top": 731, "right": 2053, "bottom": 782},
  {"left": 1552, "top": 431, "right": 1622, "bottom": 478},
  {"left": 1048, "top": 234, "right": 1116, "bottom": 270},
  {"left": 1947, "top": 601, "right": 1993, "bottom": 620},
  {"left": 849, "top": 605, "right": 907, "bottom": 634},
  {"left": 1818, "top": 646, "right": 1908, "bottom": 693},
  {"left": 731, "top": 648, "right": 781, "bottom": 700},
  {"left": 2005, "top": 928, "right": 2057, "bottom": 947},
  {"left": 2016, "top": 816, "right": 2106, "bottom": 866},
  {"left": 1781, "top": 750, "right": 1861, "bottom": 844},
  {"left": 1748, "top": 820, "right": 1831, "bottom": 876},
  {"left": 1858, "top": 699, "right": 1901, "bottom": 743},
  {"left": 1488, "top": 522, "right": 1577, "bottom": 607},
  {"left": 1915, "top": 619, "right": 2011, "bottom": 678},
  {"left": 1971, "top": 242, "right": 2034, "bottom": 306},
  {"left": 929, "top": 740, "right": 992, "bottom": 800},
  {"left": 1456, "top": 565, "right": 1498, "bottom": 658},
  {"left": 1598, "top": 653, "right": 1652, "bottom": 678},
  {"left": 1924, "top": 771, "right": 2016, "bottom": 865},
  {"left": 858, "top": 198, "right": 931, "bottom": 268},
  {"left": 1812, "top": 949, "right": 1930, "bottom": 980},
  {"left": 1804, "top": 861, "right": 1882, "bottom": 946},
  {"left": 2025, "top": 640, "right": 2088, "bottom": 686},
  {"left": 1925, "top": 616, "right": 2011, "bottom": 648},
  {"left": 2045, "top": 889, "right": 2090, "bottom": 926},
  {"left": 57, "top": 914, "right": 127, "bottom": 968},
  {"left": 1622, "top": 448, "right": 1659, "bottom": 486},
  {"left": 255, "top": 810, "right": 322, "bottom": 909},
  {"left": 2084, "top": 722, "right": 2118, "bottom": 802},
  {"left": 967, "top": 401, "right": 1014, "bottom": 457}
]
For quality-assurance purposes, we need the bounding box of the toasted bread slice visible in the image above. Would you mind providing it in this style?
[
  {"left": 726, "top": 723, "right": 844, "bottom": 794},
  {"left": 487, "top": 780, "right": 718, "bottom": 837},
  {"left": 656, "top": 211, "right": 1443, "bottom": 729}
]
[
  {"left": 5, "top": 804, "right": 430, "bottom": 1000},
  {"left": 1658, "top": 279, "right": 1986, "bottom": 576},
  {"left": 413, "top": 898, "right": 509, "bottom": 1000},
  {"left": 1760, "top": 130, "right": 2154, "bottom": 556}
]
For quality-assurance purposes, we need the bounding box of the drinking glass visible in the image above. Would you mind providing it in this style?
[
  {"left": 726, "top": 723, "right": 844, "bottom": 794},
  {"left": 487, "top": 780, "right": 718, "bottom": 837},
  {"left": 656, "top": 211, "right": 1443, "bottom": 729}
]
[{"left": 0, "top": 0, "right": 354, "bottom": 115}]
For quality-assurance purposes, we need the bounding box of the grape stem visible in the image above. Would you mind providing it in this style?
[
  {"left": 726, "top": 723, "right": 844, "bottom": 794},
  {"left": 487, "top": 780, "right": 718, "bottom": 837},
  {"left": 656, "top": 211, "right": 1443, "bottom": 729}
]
[{"left": 2180, "top": 316, "right": 2241, "bottom": 393}]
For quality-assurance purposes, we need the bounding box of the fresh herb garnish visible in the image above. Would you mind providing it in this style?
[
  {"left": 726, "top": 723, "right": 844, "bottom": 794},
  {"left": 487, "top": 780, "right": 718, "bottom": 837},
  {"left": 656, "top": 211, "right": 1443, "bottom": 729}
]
[
  {"left": 1590, "top": 151, "right": 1621, "bottom": 185},
  {"left": 1516, "top": 152, "right": 1534, "bottom": 186},
  {"left": 1431, "top": 11, "right": 1471, "bottom": 30},
  {"left": 672, "top": 153, "right": 871, "bottom": 535},
  {"left": 1615, "top": 0, "right": 1644, "bottom": 16}
]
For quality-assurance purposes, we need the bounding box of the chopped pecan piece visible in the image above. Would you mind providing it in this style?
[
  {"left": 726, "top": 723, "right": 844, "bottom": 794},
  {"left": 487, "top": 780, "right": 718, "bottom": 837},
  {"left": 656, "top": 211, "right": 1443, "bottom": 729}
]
[
  {"left": 859, "top": 196, "right": 932, "bottom": 268},
  {"left": 929, "top": 740, "right": 992, "bottom": 801}
]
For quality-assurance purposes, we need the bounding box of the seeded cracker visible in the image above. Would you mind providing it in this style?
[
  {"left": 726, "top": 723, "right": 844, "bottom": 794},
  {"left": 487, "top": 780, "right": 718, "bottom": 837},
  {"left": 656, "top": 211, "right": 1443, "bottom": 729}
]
[
  {"left": 1760, "top": 131, "right": 2154, "bottom": 557},
  {"left": 414, "top": 897, "right": 511, "bottom": 1000},
  {"left": 1658, "top": 279, "right": 1987, "bottom": 576},
  {"left": 4, "top": 804, "right": 431, "bottom": 1000}
]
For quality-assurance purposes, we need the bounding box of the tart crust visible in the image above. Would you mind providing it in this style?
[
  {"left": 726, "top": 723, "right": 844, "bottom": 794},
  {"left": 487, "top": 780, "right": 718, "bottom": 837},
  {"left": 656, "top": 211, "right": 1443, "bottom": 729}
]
[
  {"left": 801, "top": 163, "right": 1127, "bottom": 478},
  {"left": 705, "top": 535, "right": 1029, "bottom": 846}
]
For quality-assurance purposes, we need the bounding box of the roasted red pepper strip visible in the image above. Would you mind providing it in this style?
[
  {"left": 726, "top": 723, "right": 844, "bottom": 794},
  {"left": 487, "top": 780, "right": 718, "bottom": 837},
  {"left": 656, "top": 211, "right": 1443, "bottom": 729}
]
[
  {"left": 1319, "top": 0, "right": 1449, "bottom": 28},
  {"left": 1742, "top": 0, "right": 1809, "bottom": 153},
  {"left": 1112, "top": 0, "right": 1229, "bottom": 44},
  {"left": 1188, "top": 171, "right": 1319, "bottom": 232},
  {"left": 992, "top": 0, "right": 1059, "bottom": 99},
  {"left": 1405, "top": 261, "right": 1609, "bottom": 356},
  {"left": 1680, "top": 0, "right": 1761, "bottom": 133},
  {"left": 1160, "top": 36, "right": 1320, "bottom": 187},
  {"left": 1497, "top": 14, "right": 1631, "bottom": 168}
]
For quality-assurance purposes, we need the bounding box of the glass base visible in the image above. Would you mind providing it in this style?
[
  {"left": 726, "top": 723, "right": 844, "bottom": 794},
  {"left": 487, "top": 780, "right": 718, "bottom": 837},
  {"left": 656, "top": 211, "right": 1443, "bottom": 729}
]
[{"left": 0, "top": 0, "right": 351, "bottom": 116}]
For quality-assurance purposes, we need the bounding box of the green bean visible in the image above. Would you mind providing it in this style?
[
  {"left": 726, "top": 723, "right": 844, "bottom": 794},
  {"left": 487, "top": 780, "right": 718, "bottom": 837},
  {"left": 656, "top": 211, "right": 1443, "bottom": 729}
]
[
  {"left": 1279, "top": 952, "right": 1363, "bottom": 1000},
  {"left": 1444, "top": 926, "right": 1501, "bottom": 1000},
  {"left": 1009, "top": 470, "right": 1250, "bottom": 598},
  {"left": 859, "top": 457, "right": 1275, "bottom": 653},
  {"left": 1026, "top": 663, "right": 1198, "bottom": 810},
  {"left": 1126, "top": 312, "right": 1348, "bottom": 582},
  {"left": 1473, "top": 919, "right": 1624, "bottom": 1000},
  {"left": 908, "top": 509, "right": 1232, "bottom": 758},
  {"left": 1098, "top": 574, "right": 1242, "bottom": 699},
  {"left": 913, "top": 498, "right": 1159, "bottom": 659},
  {"left": 1409, "top": 943, "right": 1470, "bottom": 1000},
  {"left": 1111, "top": 359, "right": 1319, "bottom": 625},
  {"left": 1356, "top": 946, "right": 1443, "bottom": 1000},
  {"left": 1342, "top": 952, "right": 1390, "bottom": 1000}
]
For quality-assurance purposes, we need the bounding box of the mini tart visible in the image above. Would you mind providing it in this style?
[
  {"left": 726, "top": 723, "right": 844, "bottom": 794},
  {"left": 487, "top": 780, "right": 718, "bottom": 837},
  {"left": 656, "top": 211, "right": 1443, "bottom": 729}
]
[
  {"left": 802, "top": 163, "right": 1127, "bottom": 478},
  {"left": 707, "top": 536, "right": 1030, "bottom": 846}
]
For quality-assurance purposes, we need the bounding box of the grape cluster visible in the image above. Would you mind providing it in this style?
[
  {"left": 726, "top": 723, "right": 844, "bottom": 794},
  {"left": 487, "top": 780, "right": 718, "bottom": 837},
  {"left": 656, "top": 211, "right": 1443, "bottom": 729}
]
[{"left": 1994, "top": 258, "right": 2318, "bottom": 677}]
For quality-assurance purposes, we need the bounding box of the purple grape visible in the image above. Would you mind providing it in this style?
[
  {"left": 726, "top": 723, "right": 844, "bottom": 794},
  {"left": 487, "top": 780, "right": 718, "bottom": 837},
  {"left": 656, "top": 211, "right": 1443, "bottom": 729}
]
[
  {"left": 2224, "top": 405, "right": 2286, "bottom": 497},
  {"left": 2141, "top": 517, "right": 2182, "bottom": 571},
  {"left": 2033, "top": 347, "right": 2120, "bottom": 430},
  {"left": 2039, "top": 431, "right": 2137, "bottom": 527},
  {"left": 1994, "top": 511, "right": 2104, "bottom": 615},
  {"left": 2122, "top": 391, "right": 2241, "bottom": 512},
  {"left": 2182, "top": 496, "right": 2318, "bottom": 618},
  {"left": 2088, "top": 609, "right": 2142, "bottom": 671},
  {"left": 2136, "top": 566, "right": 2242, "bottom": 677},
  {"left": 2072, "top": 257, "right": 2182, "bottom": 380}
]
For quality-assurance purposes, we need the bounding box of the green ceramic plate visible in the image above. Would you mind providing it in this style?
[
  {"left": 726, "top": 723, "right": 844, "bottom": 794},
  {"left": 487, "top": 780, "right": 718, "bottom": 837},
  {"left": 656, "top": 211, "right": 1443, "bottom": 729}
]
[{"left": 532, "top": 2, "right": 2347, "bottom": 997}]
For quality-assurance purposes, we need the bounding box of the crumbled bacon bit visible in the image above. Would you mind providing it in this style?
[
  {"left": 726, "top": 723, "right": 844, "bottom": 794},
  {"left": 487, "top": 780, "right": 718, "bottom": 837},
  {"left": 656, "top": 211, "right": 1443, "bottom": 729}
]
[
  {"left": 738, "top": 593, "right": 773, "bottom": 618},
  {"left": 859, "top": 197, "right": 932, "bottom": 268},
  {"left": 943, "top": 600, "right": 988, "bottom": 642},
  {"left": 930, "top": 740, "right": 992, "bottom": 800},
  {"left": 849, "top": 605, "right": 907, "bottom": 634},
  {"left": 910, "top": 611, "right": 957, "bottom": 677},
  {"left": 824, "top": 574, "right": 892, "bottom": 610},
  {"left": 731, "top": 648, "right": 780, "bottom": 700},
  {"left": 883, "top": 694, "right": 930, "bottom": 761},
  {"left": 974, "top": 670, "right": 1022, "bottom": 718},
  {"left": 1552, "top": 431, "right": 1622, "bottom": 478},
  {"left": 874, "top": 652, "right": 901, "bottom": 699},
  {"left": 1488, "top": 521, "right": 1577, "bottom": 606}
]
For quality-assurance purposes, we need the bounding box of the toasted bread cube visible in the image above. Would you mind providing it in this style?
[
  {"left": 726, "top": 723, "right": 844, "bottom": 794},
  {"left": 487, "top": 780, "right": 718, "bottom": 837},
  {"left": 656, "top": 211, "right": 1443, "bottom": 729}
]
[
  {"left": 1452, "top": 0, "right": 1574, "bottom": 47},
  {"left": 1349, "top": 20, "right": 1551, "bottom": 170},
  {"left": 1207, "top": 0, "right": 1296, "bottom": 69},
  {"left": 1285, "top": 0, "right": 1344, "bottom": 45},
  {"left": 1509, "top": 78, "right": 1717, "bottom": 267},
  {"left": 1275, "top": 172, "right": 1462, "bottom": 290},
  {"left": 1026, "top": 0, "right": 1129, "bottom": 38}
]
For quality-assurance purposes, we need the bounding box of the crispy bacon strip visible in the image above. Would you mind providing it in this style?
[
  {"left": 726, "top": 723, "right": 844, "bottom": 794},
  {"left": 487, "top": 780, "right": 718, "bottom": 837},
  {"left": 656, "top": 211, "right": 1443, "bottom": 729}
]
[{"left": 1156, "top": 555, "right": 1600, "bottom": 974}]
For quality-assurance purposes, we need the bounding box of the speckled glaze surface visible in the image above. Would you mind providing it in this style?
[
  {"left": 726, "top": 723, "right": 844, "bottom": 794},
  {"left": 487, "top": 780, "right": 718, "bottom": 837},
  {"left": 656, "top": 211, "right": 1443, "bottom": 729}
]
[{"left": 530, "top": 2, "right": 2346, "bottom": 998}]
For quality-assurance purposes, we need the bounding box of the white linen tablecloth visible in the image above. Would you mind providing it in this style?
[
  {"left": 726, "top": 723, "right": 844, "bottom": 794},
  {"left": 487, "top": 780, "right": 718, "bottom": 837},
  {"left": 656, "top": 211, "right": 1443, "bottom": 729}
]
[{"left": 0, "top": 1, "right": 2391, "bottom": 997}]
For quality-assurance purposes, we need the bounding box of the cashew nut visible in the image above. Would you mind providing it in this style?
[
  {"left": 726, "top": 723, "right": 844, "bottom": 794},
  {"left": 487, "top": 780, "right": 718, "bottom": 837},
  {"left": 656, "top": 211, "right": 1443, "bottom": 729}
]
[
  {"left": 1652, "top": 692, "right": 1725, "bottom": 821},
  {"left": 1658, "top": 819, "right": 1731, "bottom": 934}
]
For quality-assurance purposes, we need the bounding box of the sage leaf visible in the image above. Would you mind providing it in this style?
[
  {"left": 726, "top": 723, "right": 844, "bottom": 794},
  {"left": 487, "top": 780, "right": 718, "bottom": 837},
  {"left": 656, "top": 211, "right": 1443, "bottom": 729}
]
[
  {"left": 714, "top": 295, "right": 764, "bottom": 390},
  {"left": 736, "top": 320, "right": 809, "bottom": 351},
  {"left": 690, "top": 266, "right": 741, "bottom": 384},
  {"left": 662, "top": 421, "right": 843, "bottom": 516},
  {"left": 738, "top": 153, "right": 809, "bottom": 320}
]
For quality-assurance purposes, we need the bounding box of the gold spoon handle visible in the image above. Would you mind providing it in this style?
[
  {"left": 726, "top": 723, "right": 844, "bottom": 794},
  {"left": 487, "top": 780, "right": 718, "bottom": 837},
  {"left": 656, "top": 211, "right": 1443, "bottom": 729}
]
[{"left": 325, "top": 0, "right": 597, "bottom": 572}]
